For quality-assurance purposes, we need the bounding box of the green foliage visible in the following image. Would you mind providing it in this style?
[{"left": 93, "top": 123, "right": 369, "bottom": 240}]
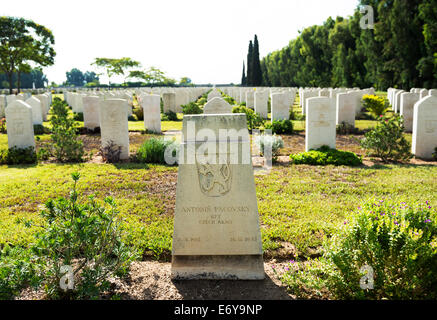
[
  {"left": 433, "top": 147, "right": 437, "bottom": 161},
  {"left": 336, "top": 122, "right": 360, "bottom": 135},
  {"left": 0, "top": 245, "right": 42, "bottom": 299},
  {"left": 72, "top": 112, "right": 84, "bottom": 122},
  {"left": 30, "top": 173, "right": 136, "bottom": 299},
  {"left": 181, "top": 102, "right": 203, "bottom": 115},
  {"left": 325, "top": 199, "right": 437, "bottom": 299},
  {"left": 361, "top": 115, "right": 413, "bottom": 163},
  {"left": 290, "top": 146, "right": 362, "bottom": 166},
  {"left": 100, "top": 140, "right": 122, "bottom": 164},
  {"left": 0, "top": 146, "right": 37, "bottom": 165},
  {"left": 136, "top": 138, "right": 178, "bottom": 165},
  {"left": 232, "top": 105, "right": 264, "bottom": 131},
  {"left": 254, "top": 134, "right": 284, "bottom": 162},
  {"left": 33, "top": 124, "right": 49, "bottom": 135},
  {"left": 362, "top": 95, "right": 388, "bottom": 119},
  {"left": 162, "top": 110, "right": 178, "bottom": 121},
  {"left": 0, "top": 117, "right": 6, "bottom": 133},
  {"left": 50, "top": 98, "right": 84, "bottom": 162},
  {"left": 36, "top": 147, "right": 51, "bottom": 161},
  {"left": 265, "top": 120, "right": 293, "bottom": 134},
  {"left": 132, "top": 107, "right": 143, "bottom": 121}
]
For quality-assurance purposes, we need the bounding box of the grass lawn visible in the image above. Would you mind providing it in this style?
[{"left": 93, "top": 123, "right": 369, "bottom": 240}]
[{"left": 1, "top": 162, "right": 436, "bottom": 261}]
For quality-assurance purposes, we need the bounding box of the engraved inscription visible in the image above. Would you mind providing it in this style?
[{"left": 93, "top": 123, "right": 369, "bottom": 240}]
[{"left": 425, "top": 120, "right": 437, "bottom": 134}]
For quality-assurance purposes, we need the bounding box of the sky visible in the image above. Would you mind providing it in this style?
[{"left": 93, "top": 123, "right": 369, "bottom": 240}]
[{"left": 2, "top": 0, "right": 359, "bottom": 85}]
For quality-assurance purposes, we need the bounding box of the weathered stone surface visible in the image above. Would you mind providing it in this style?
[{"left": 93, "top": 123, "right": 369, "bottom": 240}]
[
  {"left": 25, "top": 96, "right": 43, "bottom": 125},
  {"left": 203, "top": 97, "right": 232, "bottom": 114},
  {"left": 171, "top": 114, "right": 264, "bottom": 280},
  {"left": 162, "top": 93, "right": 176, "bottom": 113},
  {"left": 336, "top": 92, "right": 356, "bottom": 126},
  {"left": 306, "top": 97, "right": 336, "bottom": 151},
  {"left": 83, "top": 96, "right": 100, "bottom": 130},
  {"left": 140, "top": 94, "right": 161, "bottom": 133},
  {"left": 412, "top": 95, "right": 437, "bottom": 159},
  {"left": 99, "top": 99, "right": 129, "bottom": 160},
  {"left": 254, "top": 91, "right": 268, "bottom": 119},
  {"left": 207, "top": 89, "right": 221, "bottom": 101},
  {"left": 271, "top": 93, "right": 289, "bottom": 121},
  {"left": 400, "top": 93, "right": 420, "bottom": 132},
  {"left": 5, "top": 100, "right": 35, "bottom": 149},
  {"left": 245, "top": 91, "right": 255, "bottom": 109}
]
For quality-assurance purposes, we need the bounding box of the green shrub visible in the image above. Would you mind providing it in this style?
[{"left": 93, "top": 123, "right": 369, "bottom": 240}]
[
  {"left": 361, "top": 114, "right": 412, "bottom": 163},
  {"left": 73, "top": 112, "right": 84, "bottom": 122},
  {"left": 0, "top": 245, "right": 43, "bottom": 300},
  {"left": 33, "top": 124, "right": 49, "bottom": 135},
  {"left": 182, "top": 102, "right": 203, "bottom": 115},
  {"left": 0, "top": 147, "right": 37, "bottom": 165},
  {"left": 265, "top": 120, "right": 293, "bottom": 135},
  {"left": 290, "top": 146, "right": 362, "bottom": 166},
  {"left": 27, "top": 173, "right": 137, "bottom": 299},
  {"left": 136, "top": 138, "right": 178, "bottom": 164},
  {"left": 162, "top": 110, "right": 178, "bottom": 121},
  {"left": 325, "top": 199, "right": 437, "bottom": 299},
  {"left": 133, "top": 107, "right": 144, "bottom": 121},
  {"left": 362, "top": 94, "right": 388, "bottom": 119},
  {"left": 0, "top": 117, "right": 6, "bottom": 133},
  {"left": 336, "top": 122, "right": 360, "bottom": 135},
  {"left": 50, "top": 99, "right": 84, "bottom": 163},
  {"left": 254, "top": 134, "right": 284, "bottom": 162},
  {"left": 232, "top": 105, "right": 264, "bottom": 131},
  {"left": 197, "top": 97, "right": 207, "bottom": 106},
  {"left": 128, "top": 114, "right": 138, "bottom": 121},
  {"left": 37, "top": 147, "right": 51, "bottom": 161}
]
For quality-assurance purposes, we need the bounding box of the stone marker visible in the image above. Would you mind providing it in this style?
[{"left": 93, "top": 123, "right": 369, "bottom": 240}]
[
  {"left": 25, "top": 96, "right": 43, "bottom": 125},
  {"left": 336, "top": 92, "right": 356, "bottom": 126},
  {"left": 254, "top": 91, "right": 268, "bottom": 119},
  {"left": 0, "top": 95, "right": 6, "bottom": 118},
  {"left": 306, "top": 97, "right": 336, "bottom": 151},
  {"left": 400, "top": 93, "right": 420, "bottom": 132},
  {"left": 245, "top": 91, "right": 255, "bottom": 109},
  {"left": 162, "top": 93, "right": 176, "bottom": 113},
  {"left": 207, "top": 89, "right": 221, "bottom": 101},
  {"left": 83, "top": 96, "right": 100, "bottom": 130},
  {"left": 429, "top": 89, "right": 437, "bottom": 97},
  {"left": 5, "top": 100, "right": 35, "bottom": 149},
  {"left": 99, "top": 99, "right": 129, "bottom": 160},
  {"left": 171, "top": 113, "right": 264, "bottom": 280},
  {"left": 420, "top": 89, "right": 429, "bottom": 100},
  {"left": 140, "top": 94, "right": 161, "bottom": 133},
  {"left": 203, "top": 97, "right": 232, "bottom": 114},
  {"left": 271, "top": 93, "right": 289, "bottom": 121},
  {"left": 412, "top": 95, "right": 437, "bottom": 159}
]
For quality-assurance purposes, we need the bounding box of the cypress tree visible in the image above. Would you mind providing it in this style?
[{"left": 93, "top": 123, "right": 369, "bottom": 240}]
[
  {"left": 241, "top": 61, "right": 247, "bottom": 86},
  {"left": 247, "top": 40, "right": 253, "bottom": 86},
  {"left": 253, "top": 35, "right": 263, "bottom": 86}
]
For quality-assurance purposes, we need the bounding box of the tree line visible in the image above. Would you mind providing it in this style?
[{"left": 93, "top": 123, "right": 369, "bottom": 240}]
[{"left": 259, "top": 0, "right": 437, "bottom": 90}]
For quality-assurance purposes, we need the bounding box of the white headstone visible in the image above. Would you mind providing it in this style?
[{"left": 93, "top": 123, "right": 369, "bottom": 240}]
[
  {"left": 306, "top": 97, "right": 336, "bottom": 151},
  {"left": 25, "top": 96, "right": 43, "bottom": 125},
  {"left": 162, "top": 93, "right": 176, "bottom": 113},
  {"left": 5, "top": 100, "right": 35, "bottom": 149},
  {"left": 83, "top": 96, "right": 100, "bottom": 130},
  {"left": 207, "top": 89, "right": 221, "bottom": 101},
  {"left": 140, "top": 94, "right": 161, "bottom": 133},
  {"left": 400, "top": 93, "right": 420, "bottom": 132},
  {"left": 254, "top": 91, "right": 268, "bottom": 119},
  {"left": 271, "top": 93, "right": 289, "bottom": 121},
  {"left": 99, "top": 99, "right": 129, "bottom": 160},
  {"left": 203, "top": 97, "right": 233, "bottom": 114},
  {"left": 336, "top": 92, "right": 356, "bottom": 126},
  {"left": 412, "top": 95, "right": 437, "bottom": 159},
  {"left": 245, "top": 91, "right": 255, "bottom": 109}
]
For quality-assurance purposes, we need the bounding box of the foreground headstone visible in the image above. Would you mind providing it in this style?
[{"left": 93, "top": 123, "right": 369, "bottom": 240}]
[
  {"left": 99, "top": 99, "right": 129, "bottom": 160},
  {"left": 140, "top": 94, "right": 161, "bottom": 133},
  {"left": 306, "top": 97, "right": 336, "bottom": 151},
  {"left": 5, "top": 100, "right": 35, "bottom": 149},
  {"left": 203, "top": 97, "right": 232, "bottom": 114},
  {"left": 83, "top": 96, "right": 100, "bottom": 130},
  {"left": 412, "top": 95, "right": 437, "bottom": 159},
  {"left": 171, "top": 113, "right": 264, "bottom": 280},
  {"left": 25, "top": 96, "right": 43, "bottom": 125}
]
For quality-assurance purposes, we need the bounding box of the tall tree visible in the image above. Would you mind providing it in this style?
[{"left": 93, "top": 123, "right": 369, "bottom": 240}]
[
  {"left": 66, "top": 68, "right": 85, "bottom": 87},
  {"left": 241, "top": 61, "right": 247, "bottom": 86},
  {"left": 247, "top": 41, "right": 254, "bottom": 86},
  {"left": 252, "top": 35, "right": 263, "bottom": 86},
  {"left": 0, "top": 16, "right": 55, "bottom": 93},
  {"left": 92, "top": 57, "right": 140, "bottom": 86}
]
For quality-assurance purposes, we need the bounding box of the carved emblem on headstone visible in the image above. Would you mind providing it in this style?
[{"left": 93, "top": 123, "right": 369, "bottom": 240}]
[{"left": 196, "top": 162, "right": 232, "bottom": 197}]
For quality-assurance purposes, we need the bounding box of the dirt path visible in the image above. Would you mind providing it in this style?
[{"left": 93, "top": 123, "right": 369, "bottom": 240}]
[{"left": 109, "top": 260, "right": 294, "bottom": 300}]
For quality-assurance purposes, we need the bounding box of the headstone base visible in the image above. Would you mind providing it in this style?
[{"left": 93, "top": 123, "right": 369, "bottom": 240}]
[{"left": 171, "top": 255, "right": 265, "bottom": 280}]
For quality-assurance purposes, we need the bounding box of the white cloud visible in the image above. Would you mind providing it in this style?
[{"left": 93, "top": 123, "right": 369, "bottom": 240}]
[{"left": 2, "top": 0, "right": 359, "bottom": 84}]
